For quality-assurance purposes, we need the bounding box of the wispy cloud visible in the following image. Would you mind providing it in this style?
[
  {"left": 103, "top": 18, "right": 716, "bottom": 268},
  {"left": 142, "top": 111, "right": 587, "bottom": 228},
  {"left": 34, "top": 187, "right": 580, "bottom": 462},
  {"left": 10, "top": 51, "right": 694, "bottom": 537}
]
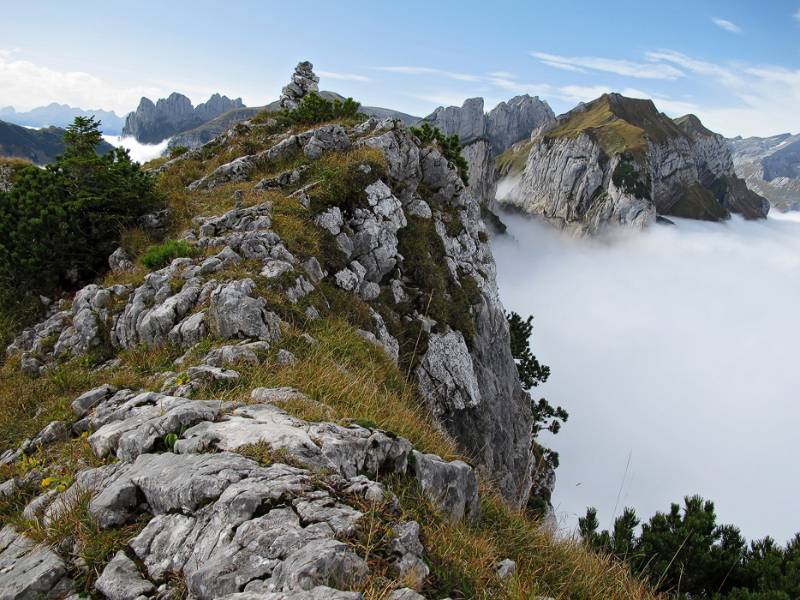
[
  {"left": 712, "top": 17, "right": 742, "bottom": 33},
  {"left": 645, "top": 50, "right": 743, "bottom": 87},
  {"left": 647, "top": 50, "right": 800, "bottom": 136},
  {"left": 372, "top": 66, "right": 482, "bottom": 82},
  {"left": 376, "top": 65, "right": 553, "bottom": 111},
  {"left": 317, "top": 70, "right": 371, "bottom": 82},
  {"left": 0, "top": 50, "right": 165, "bottom": 113},
  {"left": 530, "top": 51, "right": 684, "bottom": 80},
  {"left": 487, "top": 71, "right": 516, "bottom": 79},
  {"left": 794, "top": 8, "right": 800, "bottom": 21}
]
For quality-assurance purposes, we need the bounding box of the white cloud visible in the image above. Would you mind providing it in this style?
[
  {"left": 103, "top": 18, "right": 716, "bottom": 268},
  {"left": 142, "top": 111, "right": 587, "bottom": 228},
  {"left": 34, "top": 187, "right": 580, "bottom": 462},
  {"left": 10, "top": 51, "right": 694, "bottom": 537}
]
[
  {"left": 372, "top": 66, "right": 482, "bottom": 81},
  {"left": 0, "top": 50, "right": 166, "bottom": 114},
  {"left": 712, "top": 17, "right": 742, "bottom": 33},
  {"left": 794, "top": 8, "right": 800, "bottom": 21},
  {"left": 102, "top": 135, "right": 169, "bottom": 164},
  {"left": 647, "top": 50, "right": 800, "bottom": 136},
  {"left": 493, "top": 213, "right": 800, "bottom": 543},
  {"left": 645, "top": 50, "right": 742, "bottom": 87},
  {"left": 317, "top": 70, "right": 371, "bottom": 82},
  {"left": 530, "top": 51, "right": 685, "bottom": 80},
  {"left": 488, "top": 71, "right": 516, "bottom": 79}
]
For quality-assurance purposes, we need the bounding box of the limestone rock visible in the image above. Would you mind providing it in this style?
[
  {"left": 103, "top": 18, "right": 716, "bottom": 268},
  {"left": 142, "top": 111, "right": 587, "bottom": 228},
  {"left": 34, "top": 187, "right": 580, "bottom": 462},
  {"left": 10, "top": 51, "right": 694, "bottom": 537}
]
[
  {"left": 411, "top": 451, "right": 479, "bottom": 522},
  {"left": 415, "top": 331, "right": 480, "bottom": 417},
  {"left": 496, "top": 558, "right": 517, "bottom": 581},
  {"left": 108, "top": 247, "right": 134, "bottom": 273},
  {"left": 347, "top": 180, "right": 406, "bottom": 282},
  {"left": 386, "top": 589, "right": 426, "bottom": 600},
  {"left": 0, "top": 526, "right": 74, "bottom": 598},
  {"left": 208, "top": 279, "right": 282, "bottom": 342},
  {"left": 95, "top": 551, "right": 155, "bottom": 600}
]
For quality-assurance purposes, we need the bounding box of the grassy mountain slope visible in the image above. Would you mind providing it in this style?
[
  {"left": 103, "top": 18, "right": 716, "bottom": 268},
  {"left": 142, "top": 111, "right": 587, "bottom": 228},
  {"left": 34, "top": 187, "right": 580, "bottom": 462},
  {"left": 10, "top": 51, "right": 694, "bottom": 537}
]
[
  {"left": 0, "top": 112, "right": 659, "bottom": 600},
  {"left": 545, "top": 94, "right": 684, "bottom": 157}
]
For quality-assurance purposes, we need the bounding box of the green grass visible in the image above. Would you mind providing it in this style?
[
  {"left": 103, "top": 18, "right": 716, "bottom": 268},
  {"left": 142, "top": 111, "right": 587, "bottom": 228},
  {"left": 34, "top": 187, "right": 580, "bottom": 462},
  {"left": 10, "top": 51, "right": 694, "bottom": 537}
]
[
  {"left": 546, "top": 94, "right": 684, "bottom": 159},
  {"left": 495, "top": 140, "right": 533, "bottom": 177},
  {"left": 140, "top": 239, "right": 196, "bottom": 270}
]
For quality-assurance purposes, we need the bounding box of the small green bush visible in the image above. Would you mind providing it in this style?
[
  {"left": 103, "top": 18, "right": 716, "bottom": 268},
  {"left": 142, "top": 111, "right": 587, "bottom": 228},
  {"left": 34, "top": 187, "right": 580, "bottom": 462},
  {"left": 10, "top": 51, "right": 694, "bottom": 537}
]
[
  {"left": 283, "top": 93, "right": 364, "bottom": 126},
  {"left": 140, "top": 240, "right": 195, "bottom": 270},
  {"left": 0, "top": 117, "right": 160, "bottom": 338},
  {"left": 169, "top": 145, "right": 189, "bottom": 159},
  {"left": 410, "top": 122, "right": 469, "bottom": 185},
  {"left": 612, "top": 156, "right": 650, "bottom": 199}
]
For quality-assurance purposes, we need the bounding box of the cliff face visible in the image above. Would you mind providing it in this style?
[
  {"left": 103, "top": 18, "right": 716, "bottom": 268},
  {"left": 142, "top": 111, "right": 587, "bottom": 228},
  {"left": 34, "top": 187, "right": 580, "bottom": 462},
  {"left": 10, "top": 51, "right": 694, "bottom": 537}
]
[
  {"left": 728, "top": 133, "right": 800, "bottom": 211},
  {"left": 423, "top": 96, "right": 555, "bottom": 208},
  {"left": 499, "top": 94, "right": 769, "bottom": 234},
  {"left": 486, "top": 95, "right": 557, "bottom": 155},
  {"left": 122, "top": 92, "right": 245, "bottom": 144}
]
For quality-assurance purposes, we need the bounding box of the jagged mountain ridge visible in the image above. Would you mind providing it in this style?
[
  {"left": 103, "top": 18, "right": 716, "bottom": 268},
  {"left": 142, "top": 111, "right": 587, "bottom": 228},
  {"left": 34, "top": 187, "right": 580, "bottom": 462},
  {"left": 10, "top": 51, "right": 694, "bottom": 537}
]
[
  {"left": 0, "top": 103, "right": 125, "bottom": 135},
  {"left": 123, "top": 92, "right": 245, "bottom": 144},
  {"left": 0, "top": 119, "right": 114, "bottom": 164},
  {"left": 422, "top": 96, "right": 556, "bottom": 210},
  {"left": 167, "top": 92, "right": 420, "bottom": 152},
  {"left": 727, "top": 133, "right": 800, "bottom": 211},
  {"left": 497, "top": 93, "right": 769, "bottom": 235}
]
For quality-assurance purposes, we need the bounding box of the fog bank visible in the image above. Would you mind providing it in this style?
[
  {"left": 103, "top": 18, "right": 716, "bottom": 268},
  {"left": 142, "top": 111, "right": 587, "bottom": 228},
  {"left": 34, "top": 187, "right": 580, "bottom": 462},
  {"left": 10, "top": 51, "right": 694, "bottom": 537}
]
[
  {"left": 103, "top": 135, "right": 168, "bottom": 164},
  {"left": 492, "top": 213, "right": 800, "bottom": 542}
]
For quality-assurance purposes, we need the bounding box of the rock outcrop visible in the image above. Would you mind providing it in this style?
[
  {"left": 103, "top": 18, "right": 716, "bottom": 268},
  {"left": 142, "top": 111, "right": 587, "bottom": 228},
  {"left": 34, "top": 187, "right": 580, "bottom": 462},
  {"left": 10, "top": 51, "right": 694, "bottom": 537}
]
[
  {"left": 0, "top": 386, "right": 474, "bottom": 598},
  {"left": 728, "top": 132, "right": 800, "bottom": 211},
  {"left": 499, "top": 93, "right": 769, "bottom": 235},
  {"left": 122, "top": 92, "right": 245, "bottom": 144},
  {"left": 422, "top": 96, "right": 555, "bottom": 207}
]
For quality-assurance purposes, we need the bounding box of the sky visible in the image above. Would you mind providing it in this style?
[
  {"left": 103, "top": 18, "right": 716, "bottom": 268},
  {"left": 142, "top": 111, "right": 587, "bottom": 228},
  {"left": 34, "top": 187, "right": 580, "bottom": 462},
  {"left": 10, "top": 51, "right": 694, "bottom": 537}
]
[
  {"left": 493, "top": 211, "right": 800, "bottom": 543},
  {"left": 1, "top": 0, "right": 799, "bottom": 137}
]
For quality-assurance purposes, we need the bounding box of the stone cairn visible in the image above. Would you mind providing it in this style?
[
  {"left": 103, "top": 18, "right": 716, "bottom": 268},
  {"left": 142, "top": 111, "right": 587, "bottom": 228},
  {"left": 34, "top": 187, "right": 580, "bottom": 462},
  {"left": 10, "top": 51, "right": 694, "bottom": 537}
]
[{"left": 279, "top": 61, "right": 320, "bottom": 110}]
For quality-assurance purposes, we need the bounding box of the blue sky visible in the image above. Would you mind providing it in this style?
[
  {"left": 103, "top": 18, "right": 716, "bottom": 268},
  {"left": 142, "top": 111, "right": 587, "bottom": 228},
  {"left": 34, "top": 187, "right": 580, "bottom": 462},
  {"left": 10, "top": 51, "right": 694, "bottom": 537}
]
[{"left": 1, "top": 0, "right": 799, "bottom": 136}]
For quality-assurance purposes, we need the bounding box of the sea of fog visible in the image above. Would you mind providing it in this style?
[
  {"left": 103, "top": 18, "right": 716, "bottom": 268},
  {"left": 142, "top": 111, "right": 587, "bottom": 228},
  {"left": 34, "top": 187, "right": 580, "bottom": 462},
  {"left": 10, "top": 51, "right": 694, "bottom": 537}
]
[
  {"left": 102, "top": 135, "right": 169, "bottom": 164},
  {"left": 492, "top": 211, "right": 800, "bottom": 543}
]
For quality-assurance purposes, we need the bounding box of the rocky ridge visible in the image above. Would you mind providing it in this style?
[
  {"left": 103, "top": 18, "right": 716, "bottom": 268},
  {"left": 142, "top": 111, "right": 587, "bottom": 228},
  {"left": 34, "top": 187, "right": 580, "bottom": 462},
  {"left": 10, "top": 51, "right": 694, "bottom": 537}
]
[
  {"left": 1, "top": 69, "right": 541, "bottom": 598},
  {"left": 123, "top": 93, "right": 245, "bottom": 144},
  {"left": 498, "top": 93, "right": 769, "bottom": 235},
  {"left": 423, "top": 96, "right": 555, "bottom": 210}
]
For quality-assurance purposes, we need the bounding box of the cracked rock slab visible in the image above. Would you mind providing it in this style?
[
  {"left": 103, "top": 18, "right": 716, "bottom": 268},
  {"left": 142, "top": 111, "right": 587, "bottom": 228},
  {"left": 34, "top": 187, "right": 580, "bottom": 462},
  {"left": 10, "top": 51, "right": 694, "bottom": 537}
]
[
  {"left": 0, "top": 526, "right": 74, "bottom": 599},
  {"left": 94, "top": 551, "right": 154, "bottom": 600}
]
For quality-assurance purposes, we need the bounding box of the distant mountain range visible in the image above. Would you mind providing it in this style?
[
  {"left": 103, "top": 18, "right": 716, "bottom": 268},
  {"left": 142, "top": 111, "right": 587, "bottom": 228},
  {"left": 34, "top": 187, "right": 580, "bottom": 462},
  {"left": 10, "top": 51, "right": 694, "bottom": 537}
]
[
  {"left": 2, "top": 90, "right": 797, "bottom": 218},
  {"left": 122, "top": 93, "right": 246, "bottom": 144},
  {"left": 0, "top": 119, "right": 114, "bottom": 164},
  {"left": 0, "top": 103, "right": 125, "bottom": 135},
  {"left": 727, "top": 133, "right": 800, "bottom": 211},
  {"left": 166, "top": 91, "right": 420, "bottom": 151}
]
